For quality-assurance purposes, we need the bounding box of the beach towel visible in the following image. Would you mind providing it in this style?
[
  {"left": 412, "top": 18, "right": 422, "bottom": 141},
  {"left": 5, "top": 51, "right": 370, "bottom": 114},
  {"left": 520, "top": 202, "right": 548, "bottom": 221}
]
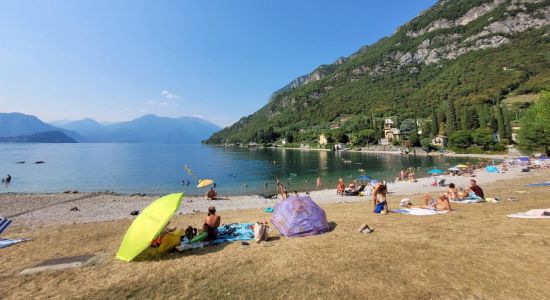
[
  {"left": 0, "top": 238, "right": 30, "bottom": 249},
  {"left": 507, "top": 209, "right": 550, "bottom": 219},
  {"left": 213, "top": 223, "right": 254, "bottom": 244},
  {"left": 528, "top": 182, "right": 550, "bottom": 187},
  {"left": 450, "top": 198, "right": 485, "bottom": 203},
  {"left": 392, "top": 208, "right": 448, "bottom": 215},
  {"left": 0, "top": 217, "right": 12, "bottom": 235}
]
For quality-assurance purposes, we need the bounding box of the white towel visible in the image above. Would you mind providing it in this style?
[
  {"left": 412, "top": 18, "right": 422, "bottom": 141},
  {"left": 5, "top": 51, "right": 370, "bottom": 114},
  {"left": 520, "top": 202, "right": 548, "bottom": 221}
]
[
  {"left": 507, "top": 209, "right": 550, "bottom": 219},
  {"left": 392, "top": 208, "right": 448, "bottom": 215}
]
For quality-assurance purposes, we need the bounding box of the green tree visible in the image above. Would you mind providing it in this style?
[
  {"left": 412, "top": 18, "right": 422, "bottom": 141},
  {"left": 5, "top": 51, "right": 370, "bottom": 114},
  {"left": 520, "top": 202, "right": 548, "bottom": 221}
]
[
  {"left": 357, "top": 129, "right": 377, "bottom": 146},
  {"left": 518, "top": 92, "right": 550, "bottom": 155},
  {"left": 448, "top": 130, "right": 472, "bottom": 149},
  {"left": 471, "top": 128, "right": 494, "bottom": 150},
  {"left": 430, "top": 109, "right": 439, "bottom": 138},
  {"left": 420, "top": 137, "right": 432, "bottom": 152},
  {"left": 445, "top": 99, "right": 458, "bottom": 136}
]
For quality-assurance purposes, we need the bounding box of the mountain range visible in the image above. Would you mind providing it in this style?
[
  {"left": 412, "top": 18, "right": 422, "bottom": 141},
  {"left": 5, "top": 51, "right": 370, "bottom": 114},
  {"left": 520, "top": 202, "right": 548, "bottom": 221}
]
[
  {"left": 206, "top": 0, "right": 550, "bottom": 145},
  {"left": 0, "top": 113, "right": 220, "bottom": 143}
]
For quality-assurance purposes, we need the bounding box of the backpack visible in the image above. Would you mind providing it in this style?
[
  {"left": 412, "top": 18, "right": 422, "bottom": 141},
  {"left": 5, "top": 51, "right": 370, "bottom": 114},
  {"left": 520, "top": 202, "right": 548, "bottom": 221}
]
[{"left": 254, "top": 222, "right": 269, "bottom": 243}]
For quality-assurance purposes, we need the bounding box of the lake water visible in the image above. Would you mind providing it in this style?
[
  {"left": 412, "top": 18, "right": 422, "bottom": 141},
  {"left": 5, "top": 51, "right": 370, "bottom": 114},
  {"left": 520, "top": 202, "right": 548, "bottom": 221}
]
[{"left": 0, "top": 144, "right": 485, "bottom": 195}]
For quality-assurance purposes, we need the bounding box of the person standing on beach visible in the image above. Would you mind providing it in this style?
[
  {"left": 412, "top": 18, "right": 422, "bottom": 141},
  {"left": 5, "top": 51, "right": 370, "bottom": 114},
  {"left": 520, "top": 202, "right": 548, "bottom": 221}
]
[
  {"left": 316, "top": 177, "right": 323, "bottom": 189},
  {"left": 372, "top": 183, "right": 389, "bottom": 214}
]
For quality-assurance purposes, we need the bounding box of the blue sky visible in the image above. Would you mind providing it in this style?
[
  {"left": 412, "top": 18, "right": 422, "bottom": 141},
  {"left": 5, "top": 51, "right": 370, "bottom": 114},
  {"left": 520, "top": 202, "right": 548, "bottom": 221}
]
[{"left": 0, "top": 0, "right": 436, "bottom": 127}]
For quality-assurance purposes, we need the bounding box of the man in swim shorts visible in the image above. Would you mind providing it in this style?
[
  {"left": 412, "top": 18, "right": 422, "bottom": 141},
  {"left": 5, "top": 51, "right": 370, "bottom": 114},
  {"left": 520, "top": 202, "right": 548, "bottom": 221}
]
[
  {"left": 372, "top": 183, "right": 389, "bottom": 214},
  {"left": 204, "top": 206, "right": 221, "bottom": 241}
]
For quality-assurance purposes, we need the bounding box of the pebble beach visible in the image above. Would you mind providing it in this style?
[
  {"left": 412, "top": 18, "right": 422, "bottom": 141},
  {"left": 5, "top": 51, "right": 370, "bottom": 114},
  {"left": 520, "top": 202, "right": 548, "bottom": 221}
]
[{"left": 1, "top": 165, "right": 532, "bottom": 226}]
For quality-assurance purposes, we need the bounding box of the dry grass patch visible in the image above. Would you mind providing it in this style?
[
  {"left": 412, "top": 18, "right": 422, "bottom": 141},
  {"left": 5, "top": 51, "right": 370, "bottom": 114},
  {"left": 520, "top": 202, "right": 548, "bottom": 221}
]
[{"left": 1, "top": 170, "right": 550, "bottom": 299}]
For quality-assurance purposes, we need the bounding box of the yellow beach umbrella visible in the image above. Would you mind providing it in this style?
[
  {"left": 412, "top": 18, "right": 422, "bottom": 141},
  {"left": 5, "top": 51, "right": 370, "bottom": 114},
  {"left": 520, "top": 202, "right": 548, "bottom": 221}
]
[
  {"left": 455, "top": 164, "right": 468, "bottom": 168},
  {"left": 197, "top": 179, "right": 214, "bottom": 188},
  {"left": 116, "top": 193, "right": 184, "bottom": 262}
]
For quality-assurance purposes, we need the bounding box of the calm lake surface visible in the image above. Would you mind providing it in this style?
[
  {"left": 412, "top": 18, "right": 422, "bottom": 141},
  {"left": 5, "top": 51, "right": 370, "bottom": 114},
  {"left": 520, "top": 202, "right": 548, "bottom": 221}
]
[{"left": 0, "top": 144, "right": 485, "bottom": 195}]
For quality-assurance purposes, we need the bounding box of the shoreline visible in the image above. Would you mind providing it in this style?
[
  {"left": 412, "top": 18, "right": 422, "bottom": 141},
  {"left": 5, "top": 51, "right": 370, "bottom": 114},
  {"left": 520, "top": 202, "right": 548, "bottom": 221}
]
[
  {"left": 2, "top": 165, "right": 544, "bottom": 227},
  {"left": 226, "top": 144, "right": 512, "bottom": 160}
]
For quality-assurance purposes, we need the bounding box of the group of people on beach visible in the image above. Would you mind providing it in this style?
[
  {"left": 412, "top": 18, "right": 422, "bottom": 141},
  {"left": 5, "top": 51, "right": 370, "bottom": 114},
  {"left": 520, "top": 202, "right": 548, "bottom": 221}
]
[
  {"left": 394, "top": 168, "right": 417, "bottom": 183},
  {"left": 151, "top": 205, "right": 222, "bottom": 254}
]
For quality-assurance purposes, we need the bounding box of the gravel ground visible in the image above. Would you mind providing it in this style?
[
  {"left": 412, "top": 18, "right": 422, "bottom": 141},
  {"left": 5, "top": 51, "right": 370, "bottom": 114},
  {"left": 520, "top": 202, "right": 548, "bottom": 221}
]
[{"left": 0, "top": 166, "right": 536, "bottom": 226}]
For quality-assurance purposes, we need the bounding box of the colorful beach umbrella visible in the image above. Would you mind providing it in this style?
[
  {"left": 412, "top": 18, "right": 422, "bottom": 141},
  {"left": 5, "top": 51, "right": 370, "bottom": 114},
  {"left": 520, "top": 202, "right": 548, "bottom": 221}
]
[
  {"left": 455, "top": 164, "right": 468, "bottom": 168},
  {"left": 197, "top": 179, "right": 214, "bottom": 188},
  {"left": 427, "top": 168, "right": 444, "bottom": 175},
  {"left": 116, "top": 193, "right": 184, "bottom": 262},
  {"left": 448, "top": 167, "right": 460, "bottom": 171}
]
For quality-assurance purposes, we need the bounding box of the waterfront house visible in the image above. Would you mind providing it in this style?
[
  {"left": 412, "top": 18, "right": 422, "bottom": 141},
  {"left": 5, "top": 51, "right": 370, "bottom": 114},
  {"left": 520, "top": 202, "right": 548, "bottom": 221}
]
[{"left": 431, "top": 135, "right": 448, "bottom": 147}]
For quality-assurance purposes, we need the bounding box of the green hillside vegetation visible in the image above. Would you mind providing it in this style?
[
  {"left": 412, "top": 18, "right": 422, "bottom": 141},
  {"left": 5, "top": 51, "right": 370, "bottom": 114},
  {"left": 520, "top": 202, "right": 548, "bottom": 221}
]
[{"left": 206, "top": 0, "right": 550, "bottom": 154}]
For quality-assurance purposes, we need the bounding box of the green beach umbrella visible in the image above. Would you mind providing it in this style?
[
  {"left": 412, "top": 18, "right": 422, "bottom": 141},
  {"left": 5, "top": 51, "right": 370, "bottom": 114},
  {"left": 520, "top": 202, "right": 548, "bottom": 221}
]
[{"left": 116, "top": 193, "right": 184, "bottom": 262}]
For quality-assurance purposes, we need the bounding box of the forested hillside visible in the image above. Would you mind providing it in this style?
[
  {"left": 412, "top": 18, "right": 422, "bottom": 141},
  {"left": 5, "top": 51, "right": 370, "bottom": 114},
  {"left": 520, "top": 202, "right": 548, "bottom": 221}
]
[{"left": 207, "top": 0, "right": 550, "bottom": 152}]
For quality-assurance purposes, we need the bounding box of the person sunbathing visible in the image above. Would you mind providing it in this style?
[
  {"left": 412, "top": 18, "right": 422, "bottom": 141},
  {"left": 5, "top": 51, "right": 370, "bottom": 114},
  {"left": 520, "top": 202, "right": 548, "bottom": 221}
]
[
  {"left": 412, "top": 194, "right": 452, "bottom": 212},
  {"left": 203, "top": 206, "right": 221, "bottom": 241},
  {"left": 446, "top": 183, "right": 460, "bottom": 201},
  {"left": 372, "top": 183, "right": 389, "bottom": 214}
]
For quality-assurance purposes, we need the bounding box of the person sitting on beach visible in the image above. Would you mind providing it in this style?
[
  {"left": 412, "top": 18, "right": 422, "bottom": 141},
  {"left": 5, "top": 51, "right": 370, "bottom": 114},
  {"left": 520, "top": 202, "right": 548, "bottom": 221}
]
[
  {"left": 464, "top": 179, "right": 484, "bottom": 199},
  {"left": 337, "top": 178, "right": 345, "bottom": 196},
  {"left": 446, "top": 183, "right": 460, "bottom": 201},
  {"left": 205, "top": 187, "right": 218, "bottom": 200},
  {"left": 408, "top": 172, "right": 416, "bottom": 182},
  {"left": 2, "top": 174, "right": 11, "bottom": 183},
  {"left": 346, "top": 183, "right": 357, "bottom": 193},
  {"left": 151, "top": 224, "right": 184, "bottom": 254},
  {"left": 203, "top": 206, "right": 221, "bottom": 241},
  {"left": 372, "top": 183, "right": 389, "bottom": 214}
]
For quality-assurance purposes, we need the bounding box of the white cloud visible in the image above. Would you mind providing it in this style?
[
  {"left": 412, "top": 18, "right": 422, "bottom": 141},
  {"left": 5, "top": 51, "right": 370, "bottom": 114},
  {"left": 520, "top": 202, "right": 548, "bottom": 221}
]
[
  {"left": 159, "top": 102, "right": 168, "bottom": 106},
  {"left": 146, "top": 100, "right": 156, "bottom": 105},
  {"left": 192, "top": 114, "right": 205, "bottom": 119},
  {"left": 161, "top": 90, "right": 178, "bottom": 99}
]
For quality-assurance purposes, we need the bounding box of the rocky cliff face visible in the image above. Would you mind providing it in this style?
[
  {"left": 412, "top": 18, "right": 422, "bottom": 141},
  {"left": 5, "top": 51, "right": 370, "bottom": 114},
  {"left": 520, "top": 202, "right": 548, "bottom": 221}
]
[{"left": 207, "top": 0, "right": 550, "bottom": 144}]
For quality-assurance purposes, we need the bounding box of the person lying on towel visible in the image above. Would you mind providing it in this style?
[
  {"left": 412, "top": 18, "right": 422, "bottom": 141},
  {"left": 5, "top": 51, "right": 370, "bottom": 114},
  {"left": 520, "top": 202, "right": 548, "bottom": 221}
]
[
  {"left": 410, "top": 194, "right": 452, "bottom": 212},
  {"left": 372, "top": 183, "right": 389, "bottom": 214}
]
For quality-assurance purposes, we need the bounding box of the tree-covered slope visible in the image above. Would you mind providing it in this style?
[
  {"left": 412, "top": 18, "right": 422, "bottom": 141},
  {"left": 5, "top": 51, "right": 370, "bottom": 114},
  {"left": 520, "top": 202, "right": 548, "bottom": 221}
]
[{"left": 207, "top": 0, "right": 550, "bottom": 146}]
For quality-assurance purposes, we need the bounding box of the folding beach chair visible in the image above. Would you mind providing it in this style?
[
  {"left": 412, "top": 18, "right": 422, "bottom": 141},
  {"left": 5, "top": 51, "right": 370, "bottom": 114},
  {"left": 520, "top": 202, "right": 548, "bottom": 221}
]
[{"left": 0, "top": 217, "right": 12, "bottom": 235}]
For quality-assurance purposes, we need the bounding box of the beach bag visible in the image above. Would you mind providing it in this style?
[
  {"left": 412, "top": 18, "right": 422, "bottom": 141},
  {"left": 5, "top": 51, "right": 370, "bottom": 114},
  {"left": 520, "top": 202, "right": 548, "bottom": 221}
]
[{"left": 254, "top": 222, "right": 269, "bottom": 243}]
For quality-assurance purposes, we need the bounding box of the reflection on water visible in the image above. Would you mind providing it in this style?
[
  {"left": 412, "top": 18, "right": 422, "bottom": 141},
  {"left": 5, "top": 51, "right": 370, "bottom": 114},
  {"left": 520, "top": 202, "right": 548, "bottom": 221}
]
[{"left": 0, "top": 144, "right": 484, "bottom": 195}]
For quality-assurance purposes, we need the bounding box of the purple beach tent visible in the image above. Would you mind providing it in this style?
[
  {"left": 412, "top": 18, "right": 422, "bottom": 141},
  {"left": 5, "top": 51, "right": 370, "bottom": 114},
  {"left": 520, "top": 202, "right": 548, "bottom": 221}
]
[{"left": 271, "top": 196, "right": 329, "bottom": 237}]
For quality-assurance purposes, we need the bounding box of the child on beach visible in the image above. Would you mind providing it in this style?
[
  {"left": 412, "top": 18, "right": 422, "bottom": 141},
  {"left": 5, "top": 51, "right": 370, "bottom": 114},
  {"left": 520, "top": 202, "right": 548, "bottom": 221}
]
[{"left": 337, "top": 178, "right": 345, "bottom": 196}]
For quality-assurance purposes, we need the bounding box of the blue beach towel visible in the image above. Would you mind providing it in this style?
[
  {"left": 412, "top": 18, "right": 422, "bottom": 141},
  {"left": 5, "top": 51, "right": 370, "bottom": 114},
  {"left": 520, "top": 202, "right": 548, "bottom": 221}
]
[
  {"left": 528, "top": 182, "right": 550, "bottom": 187},
  {"left": 213, "top": 223, "right": 254, "bottom": 244},
  {"left": 264, "top": 207, "right": 274, "bottom": 213},
  {"left": 0, "top": 238, "right": 29, "bottom": 249}
]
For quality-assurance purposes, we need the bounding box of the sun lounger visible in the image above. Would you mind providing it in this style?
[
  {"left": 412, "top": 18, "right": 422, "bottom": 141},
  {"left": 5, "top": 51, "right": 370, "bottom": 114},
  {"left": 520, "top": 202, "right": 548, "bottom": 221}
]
[
  {"left": 392, "top": 208, "right": 448, "bottom": 215},
  {"left": 507, "top": 209, "right": 550, "bottom": 219}
]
